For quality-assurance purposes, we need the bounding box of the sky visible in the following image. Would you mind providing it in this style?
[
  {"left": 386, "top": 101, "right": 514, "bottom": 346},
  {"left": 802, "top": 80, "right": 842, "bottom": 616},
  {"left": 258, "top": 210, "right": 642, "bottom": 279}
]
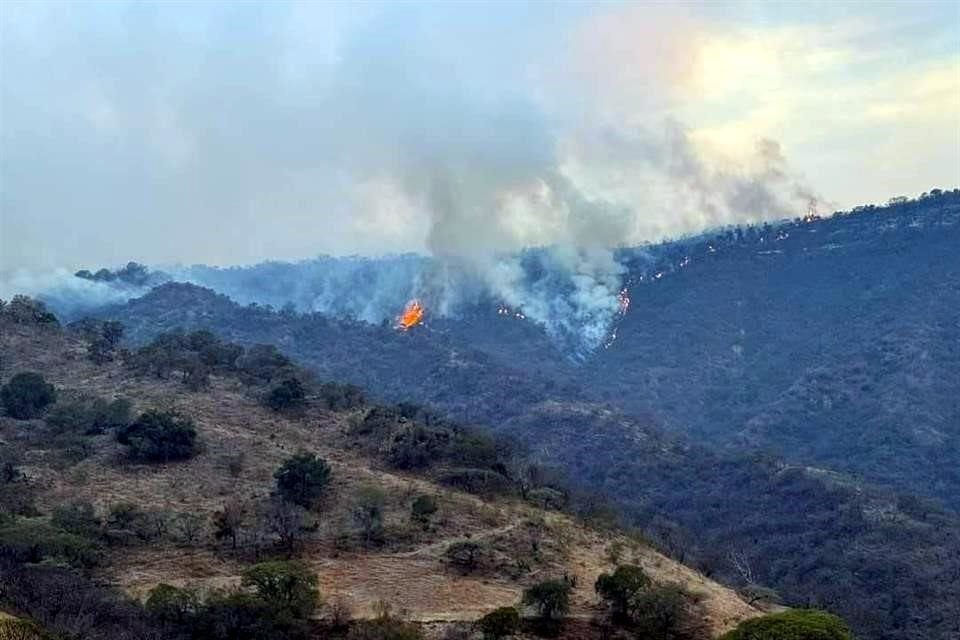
[{"left": 1, "top": 0, "right": 958, "bottom": 274}]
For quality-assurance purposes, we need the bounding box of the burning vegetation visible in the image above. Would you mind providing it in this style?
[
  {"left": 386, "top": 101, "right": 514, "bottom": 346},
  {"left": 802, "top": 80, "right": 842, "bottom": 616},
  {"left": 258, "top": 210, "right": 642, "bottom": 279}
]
[{"left": 396, "top": 299, "right": 424, "bottom": 330}]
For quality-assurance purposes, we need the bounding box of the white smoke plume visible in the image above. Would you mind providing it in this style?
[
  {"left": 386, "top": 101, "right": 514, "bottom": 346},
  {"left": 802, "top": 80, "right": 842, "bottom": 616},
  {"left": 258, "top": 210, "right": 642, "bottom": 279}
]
[{"left": 1, "top": 3, "right": 823, "bottom": 354}]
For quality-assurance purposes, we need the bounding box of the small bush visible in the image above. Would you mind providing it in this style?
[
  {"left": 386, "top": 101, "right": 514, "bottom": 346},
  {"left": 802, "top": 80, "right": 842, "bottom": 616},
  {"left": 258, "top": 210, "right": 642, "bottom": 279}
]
[
  {"left": 477, "top": 607, "right": 521, "bottom": 639},
  {"left": 410, "top": 494, "right": 438, "bottom": 525},
  {"left": 116, "top": 409, "right": 197, "bottom": 462},
  {"left": 352, "top": 485, "right": 387, "bottom": 547},
  {"left": 104, "top": 503, "right": 168, "bottom": 543},
  {"left": 274, "top": 452, "right": 331, "bottom": 509},
  {"left": 439, "top": 468, "right": 513, "bottom": 497},
  {"left": 1, "top": 372, "right": 56, "bottom": 419},
  {"left": 719, "top": 610, "right": 854, "bottom": 640},
  {"left": 46, "top": 396, "right": 131, "bottom": 435},
  {"left": 347, "top": 616, "right": 423, "bottom": 640},
  {"left": 522, "top": 579, "right": 571, "bottom": 621},
  {"left": 193, "top": 591, "right": 282, "bottom": 640},
  {"left": 446, "top": 429, "right": 500, "bottom": 469},
  {"left": 51, "top": 501, "right": 101, "bottom": 538},
  {"left": 595, "top": 564, "right": 650, "bottom": 621},
  {"left": 356, "top": 406, "right": 401, "bottom": 436},
  {"left": 387, "top": 425, "right": 449, "bottom": 469},
  {"left": 237, "top": 344, "right": 292, "bottom": 385},
  {"left": 319, "top": 382, "right": 366, "bottom": 411},
  {"left": 445, "top": 540, "right": 486, "bottom": 573},
  {"left": 632, "top": 585, "right": 691, "bottom": 638}
]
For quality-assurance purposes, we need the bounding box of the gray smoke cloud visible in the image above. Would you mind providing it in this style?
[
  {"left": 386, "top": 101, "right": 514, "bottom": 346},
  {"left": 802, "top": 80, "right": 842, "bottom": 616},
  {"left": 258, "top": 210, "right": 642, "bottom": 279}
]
[{"left": 1, "top": 2, "right": 821, "bottom": 353}]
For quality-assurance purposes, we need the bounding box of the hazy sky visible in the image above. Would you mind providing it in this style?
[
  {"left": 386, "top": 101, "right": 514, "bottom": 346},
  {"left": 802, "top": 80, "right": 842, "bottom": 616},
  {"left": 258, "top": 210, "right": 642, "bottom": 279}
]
[{"left": 1, "top": 0, "right": 958, "bottom": 273}]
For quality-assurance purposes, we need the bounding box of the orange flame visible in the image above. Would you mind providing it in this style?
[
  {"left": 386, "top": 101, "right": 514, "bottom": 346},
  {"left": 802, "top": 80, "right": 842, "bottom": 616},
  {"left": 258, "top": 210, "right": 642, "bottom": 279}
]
[{"left": 397, "top": 299, "right": 424, "bottom": 330}]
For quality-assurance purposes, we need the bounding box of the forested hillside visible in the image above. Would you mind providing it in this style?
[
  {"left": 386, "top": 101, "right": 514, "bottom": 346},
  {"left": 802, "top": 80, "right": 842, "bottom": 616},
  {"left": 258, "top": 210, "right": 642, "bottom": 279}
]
[{"left": 76, "top": 192, "right": 960, "bottom": 639}]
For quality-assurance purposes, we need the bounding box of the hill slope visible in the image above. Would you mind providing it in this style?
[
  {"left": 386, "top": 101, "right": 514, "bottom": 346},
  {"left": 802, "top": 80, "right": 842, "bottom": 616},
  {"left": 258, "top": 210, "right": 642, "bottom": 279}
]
[
  {"left": 77, "top": 192, "right": 960, "bottom": 640},
  {"left": 0, "top": 316, "right": 765, "bottom": 639}
]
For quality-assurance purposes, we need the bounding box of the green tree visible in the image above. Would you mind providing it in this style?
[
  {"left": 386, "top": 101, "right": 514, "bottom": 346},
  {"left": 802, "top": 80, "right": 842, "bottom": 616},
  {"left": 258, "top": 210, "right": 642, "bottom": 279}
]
[
  {"left": 720, "top": 610, "right": 854, "bottom": 640},
  {"left": 274, "top": 452, "right": 331, "bottom": 508},
  {"left": 477, "top": 606, "right": 520, "bottom": 639},
  {"left": 352, "top": 485, "right": 387, "bottom": 547},
  {"left": 522, "top": 579, "right": 571, "bottom": 621},
  {"left": 1, "top": 372, "right": 56, "bottom": 419},
  {"left": 594, "top": 564, "right": 650, "bottom": 621},
  {"left": 266, "top": 377, "right": 306, "bottom": 412},
  {"left": 116, "top": 410, "right": 197, "bottom": 462},
  {"left": 241, "top": 560, "right": 319, "bottom": 620}
]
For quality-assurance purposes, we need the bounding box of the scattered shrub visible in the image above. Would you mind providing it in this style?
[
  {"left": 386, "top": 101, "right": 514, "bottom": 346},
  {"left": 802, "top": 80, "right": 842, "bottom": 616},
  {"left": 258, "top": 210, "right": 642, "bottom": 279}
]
[
  {"left": 1, "top": 372, "right": 56, "bottom": 419},
  {"left": 446, "top": 429, "right": 500, "bottom": 469},
  {"left": 173, "top": 512, "right": 206, "bottom": 545},
  {"left": 318, "top": 382, "right": 366, "bottom": 411},
  {"left": 347, "top": 615, "right": 423, "bottom": 640},
  {"left": 116, "top": 409, "right": 197, "bottom": 462},
  {"left": 439, "top": 468, "right": 513, "bottom": 497},
  {"left": 45, "top": 395, "right": 131, "bottom": 435},
  {"left": 274, "top": 452, "right": 331, "bottom": 509},
  {"left": 193, "top": 591, "right": 281, "bottom": 640},
  {"left": 86, "top": 320, "right": 124, "bottom": 364},
  {"left": 522, "top": 579, "right": 571, "bottom": 621},
  {"left": 0, "top": 519, "right": 101, "bottom": 569},
  {"left": 352, "top": 485, "right": 387, "bottom": 547},
  {"left": 477, "top": 607, "right": 521, "bottom": 639},
  {"left": 387, "top": 425, "right": 449, "bottom": 469},
  {"left": 410, "top": 494, "right": 438, "bottom": 525},
  {"left": 237, "top": 344, "right": 292, "bottom": 385},
  {"left": 213, "top": 499, "right": 248, "bottom": 549},
  {"left": 356, "top": 406, "right": 401, "bottom": 436},
  {"left": 266, "top": 377, "right": 306, "bottom": 412},
  {"left": 0, "top": 295, "right": 58, "bottom": 326},
  {"left": 527, "top": 487, "right": 567, "bottom": 511},
  {"left": 0, "top": 447, "right": 35, "bottom": 517},
  {"left": 444, "top": 540, "right": 486, "bottom": 573},
  {"left": 145, "top": 583, "right": 201, "bottom": 624},
  {"left": 51, "top": 501, "right": 101, "bottom": 538},
  {"left": 632, "top": 585, "right": 691, "bottom": 638}
]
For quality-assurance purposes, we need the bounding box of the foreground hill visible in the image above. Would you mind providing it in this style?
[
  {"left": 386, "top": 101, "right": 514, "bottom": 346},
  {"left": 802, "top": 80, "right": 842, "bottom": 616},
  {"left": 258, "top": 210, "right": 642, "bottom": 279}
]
[{"left": 0, "top": 313, "right": 770, "bottom": 639}]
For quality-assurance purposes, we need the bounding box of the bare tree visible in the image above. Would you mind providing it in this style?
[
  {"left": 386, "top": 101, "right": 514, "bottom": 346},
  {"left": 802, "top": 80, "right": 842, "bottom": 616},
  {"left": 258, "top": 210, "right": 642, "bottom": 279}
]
[
  {"left": 174, "top": 513, "right": 205, "bottom": 545},
  {"left": 212, "top": 499, "right": 247, "bottom": 550},
  {"left": 264, "top": 498, "right": 312, "bottom": 554}
]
